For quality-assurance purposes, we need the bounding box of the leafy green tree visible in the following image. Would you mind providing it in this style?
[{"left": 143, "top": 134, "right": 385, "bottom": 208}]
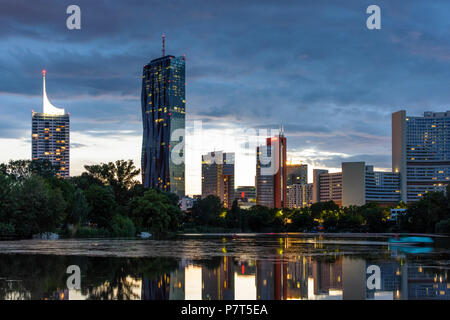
[
  {"left": 84, "top": 185, "right": 116, "bottom": 228},
  {"left": 130, "top": 189, "right": 181, "bottom": 234},
  {"left": 1, "top": 159, "right": 59, "bottom": 181},
  {"left": 84, "top": 160, "right": 140, "bottom": 204},
  {"left": 12, "top": 175, "right": 66, "bottom": 236},
  {"left": 68, "top": 189, "right": 90, "bottom": 225},
  {"left": 70, "top": 172, "right": 103, "bottom": 190},
  {"left": 435, "top": 218, "right": 450, "bottom": 234},
  {"left": 0, "top": 173, "right": 15, "bottom": 223},
  {"left": 1, "top": 160, "right": 32, "bottom": 180},
  {"left": 321, "top": 210, "right": 339, "bottom": 231},
  {"left": 245, "top": 206, "right": 278, "bottom": 232},
  {"left": 400, "top": 191, "right": 448, "bottom": 233},
  {"left": 225, "top": 200, "right": 242, "bottom": 229},
  {"left": 191, "top": 195, "right": 223, "bottom": 226},
  {"left": 310, "top": 201, "right": 339, "bottom": 219},
  {"left": 109, "top": 214, "right": 136, "bottom": 237},
  {"left": 0, "top": 222, "right": 15, "bottom": 236},
  {"left": 339, "top": 206, "right": 364, "bottom": 231},
  {"left": 288, "top": 209, "right": 315, "bottom": 231},
  {"left": 29, "top": 159, "right": 60, "bottom": 178},
  {"left": 361, "top": 204, "right": 389, "bottom": 233}
]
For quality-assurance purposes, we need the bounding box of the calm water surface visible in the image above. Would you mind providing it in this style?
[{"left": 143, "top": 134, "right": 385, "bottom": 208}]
[{"left": 0, "top": 234, "right": 449, "bottom": 300}]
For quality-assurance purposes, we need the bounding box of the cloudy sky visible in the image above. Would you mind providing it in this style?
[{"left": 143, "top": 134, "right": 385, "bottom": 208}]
[{"left": 0, "top": 0, "right": 449, "bottom": 195}]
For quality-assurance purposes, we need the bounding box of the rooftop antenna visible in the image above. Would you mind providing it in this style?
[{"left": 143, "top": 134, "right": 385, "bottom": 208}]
[{"left": 162, "top": 33, "right": 166, "bottom": 57}]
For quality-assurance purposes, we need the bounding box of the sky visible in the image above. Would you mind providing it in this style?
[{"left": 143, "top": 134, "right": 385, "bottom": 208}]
[{"left": 0, "top": 0, "right": 449, "bottom": 195}]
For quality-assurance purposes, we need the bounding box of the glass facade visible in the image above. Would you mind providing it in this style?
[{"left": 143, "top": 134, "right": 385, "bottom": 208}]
[
  {"left": 405, "top": 112, "right": 450, "bottom": 201},
  {"left": 141, "top": 55, "right": 185, "bottom": 198},
  {"left": 256, "top": 134, "right": 287, "bottom": 208},
  {"left": 201, "top": 152, "right": 235, "bottom": 208},
  {"left": 31, "top": 113, "right": 70, "bottom": 178},
  {"left": 286, "top": 164, "right": 307, "bottom": 186},
  {"left": 365, "top": 166, "right": 400, "bottom": 204}
]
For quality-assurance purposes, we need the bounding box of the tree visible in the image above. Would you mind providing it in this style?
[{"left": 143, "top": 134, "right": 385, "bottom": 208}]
[
  {"left": 12, "top": 175, "right": 66, "bottom": 236},
  {"left": 84, "top": 185, "right": 116, "bottom": 228},
  {"left": 1, "top": 159, "right": 59, "bottom": 181},
  {"left": 191, "top": 195, "right": 222, "bottom": 226},
  {"left": 84, "top": 160, "right": 140, "bottom": 204},
  {"left": 225, "top": 200, "right": 242, "bottom": 229},
  {"left": 435, "top": 218, "right": 450, "bottom": 234},
  {"left": 68, "top": 189, "right": 90, "bottom": 225},
  {"left": 310, "top": 201, "right": 339, "bottom": 219},
  {"left": 400, "top": 191, "right": 448, "bottom": 233},
  {"left": 361, "top": 204, "right": 389, "bottom": 233},
  {"left": 130, "top": 189, "right": 181, "bottom": 234},
  {"left": 339, "top": 206, "right": 364, "bottom": 231},
  {"left": 1, "top": 160, "right": 32, "bottom": 180},
  {"left": 0, "top": 173, "right": 15, "bottom": 223},
  {"left": 288, "top": 209, "right": 315, "bottom": 232},
  {"left": 29, "top": 159, "right": 60, "bottom": 178},
  {"left": 245, "top": 206, "right": 278, "bottom": 232},
  {"left": 321, "top": 210, "right": 339, "bottom": 231}
]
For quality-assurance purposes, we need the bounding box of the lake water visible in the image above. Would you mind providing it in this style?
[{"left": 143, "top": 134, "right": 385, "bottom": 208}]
[{"left": 0, "top": 233, "right": 449, "bottom": 300}]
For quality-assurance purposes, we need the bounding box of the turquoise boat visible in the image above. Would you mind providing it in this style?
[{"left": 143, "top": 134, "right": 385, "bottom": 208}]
[{"left": 388, "top": 236, "right": 434, "bottom": 244}]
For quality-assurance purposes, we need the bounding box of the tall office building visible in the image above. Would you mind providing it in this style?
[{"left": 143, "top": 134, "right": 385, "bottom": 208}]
[
  {"left": 312, "top": 163, "right": 401, "bottom": 207},
  {"left": 341, "top": 162, "right": 400, "bottom": 206},
  {"left": 286, "top": 183, "right": 313, "bottom": 209},
  {"left": 32, "top": 70, "right": 70, "bottom": 178},
  {"left": 141, "top": 36, "right": 185, "bottom": 198},
  {"left": 256, "top": 131, "right": 287, "bottom": 208},
  {"left": 312, "top": 169, "right": 342, "bottom": 206},
  {"left": 392, "top": 110, "right": 450, "bottom": 202},
  {"left": 285, "top": 163, "right": 309, "bottom": 209},
  {"left": 201, "top": 151, "right": 235, "bottom": 208},
  {"left": 287, "top": 164, "right": 307, "bottom": 185}
]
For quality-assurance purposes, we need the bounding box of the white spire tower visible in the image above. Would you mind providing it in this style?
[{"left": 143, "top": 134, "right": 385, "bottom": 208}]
[{"left": 42, "top": 70, "right": 65, "bottom": 115}]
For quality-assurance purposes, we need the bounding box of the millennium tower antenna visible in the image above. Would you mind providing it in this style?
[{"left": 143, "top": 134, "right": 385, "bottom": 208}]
[{"left": 162, "top": 33, "right": 166, "bottom": 56}]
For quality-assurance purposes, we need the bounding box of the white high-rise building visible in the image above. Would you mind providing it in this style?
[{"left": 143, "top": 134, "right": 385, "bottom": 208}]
[
  {"left": 31, "top": 70, "right": 70, "bottom": 178},
  {"left": 392, "top": 110, "right": 450, "bottom": 202}
]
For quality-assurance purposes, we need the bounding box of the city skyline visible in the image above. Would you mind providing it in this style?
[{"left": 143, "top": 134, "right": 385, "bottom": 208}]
[{"left": 1, "top": 1, "right": 450, "bottom": 195}]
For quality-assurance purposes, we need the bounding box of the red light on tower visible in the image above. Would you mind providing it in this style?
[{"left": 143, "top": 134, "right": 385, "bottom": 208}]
[{"left": 42, "top": 69, "right": 46, "bottom": 76}]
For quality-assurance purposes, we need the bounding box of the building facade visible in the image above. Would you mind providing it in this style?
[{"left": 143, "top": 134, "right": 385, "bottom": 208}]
[
  {"left": 312, "top": 169, "right": 343, "bottom": 206},
  {"left": 287, "top": 164, "right": 308, "bottom": 185},
  {"left": 141, "top": 52, "right": 186, "bottom": 198},
  {"left": 32, "top": 70, "right": 70, "bottom": 178},
  {"left": 256, "top": 132, "right": 287, "bottom": 208},
  {"left": 341, "top": 162, "right": 401, "bottom": 207},
  {"left": 201, "top": 151, "right": 235, "bottom": 208},
  {"left": 392, "top": 110, "right": 450, "bottom": 203},
  {"left": 286, "top": 183, "right": 313, "bottom": 209}
]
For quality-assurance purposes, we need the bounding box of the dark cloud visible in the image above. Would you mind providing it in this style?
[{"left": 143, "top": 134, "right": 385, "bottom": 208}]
[
  {"left": 0, "top": 0, "right": 449, "bottom": 170},
  {"left": 70, "top": 143, "right": 87, "bottom": 149}
]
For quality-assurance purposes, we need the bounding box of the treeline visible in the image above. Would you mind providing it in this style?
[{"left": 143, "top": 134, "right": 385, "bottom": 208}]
[
  {"left": 0, "top": 159, "right": 181, "bottom": 238},
  {"left": 185, "top": 188, "right": 450, "bottom": 234},
  {"left": 184, "top": 196, "right": 392, "bottom": 233},
  {"left": 2, "top": 158, "right": 450, "bottom": 238}
]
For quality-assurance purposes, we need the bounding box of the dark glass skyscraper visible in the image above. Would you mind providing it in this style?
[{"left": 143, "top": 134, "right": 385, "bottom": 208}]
[{"left": 141, "top": 51, "right": 185, "bottom": 198}]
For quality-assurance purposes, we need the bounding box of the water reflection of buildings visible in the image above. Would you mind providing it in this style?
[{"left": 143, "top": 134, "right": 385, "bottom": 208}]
[
  {"left": 1, "top": 252, "right": 449, "bottom": 300},
  {"left": 202, "top": 257, "right": 234, "bottom": 300},
  {"left": 128, "top": 254, "right": 450, "bottom": 301},
  {"left": 142, "top": 274, "right": 170, "bottom": 300}
]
